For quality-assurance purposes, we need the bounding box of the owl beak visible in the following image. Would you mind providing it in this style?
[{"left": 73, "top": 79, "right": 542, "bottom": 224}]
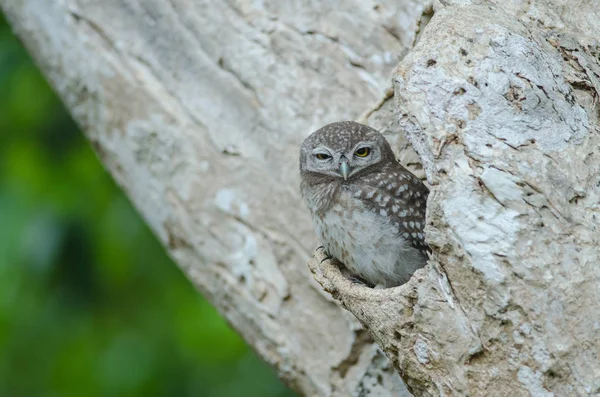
[{"left": 339, "top": 159, "right": 351, "bottom": 180}]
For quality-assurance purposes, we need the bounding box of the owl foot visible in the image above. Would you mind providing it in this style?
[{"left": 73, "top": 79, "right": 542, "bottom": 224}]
[
  {"left": 316, "top": 246, "right": 333, "bottom": 263},
  {"left": 348, "top": 276, "right": 372, "bottom": 286},
  {"left": 343, "top": 272, "right": 375, "bottom": 288}
]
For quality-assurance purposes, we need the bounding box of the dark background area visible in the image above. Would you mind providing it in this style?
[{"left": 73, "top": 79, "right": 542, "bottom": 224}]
[{"left": 0, "top": 13, "right": 294, "bottom": 397}]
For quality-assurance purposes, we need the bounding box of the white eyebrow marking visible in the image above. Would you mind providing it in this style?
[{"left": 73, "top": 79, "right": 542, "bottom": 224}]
[{"left": 310, "top": 145, "right": 332, "bottom": 154}]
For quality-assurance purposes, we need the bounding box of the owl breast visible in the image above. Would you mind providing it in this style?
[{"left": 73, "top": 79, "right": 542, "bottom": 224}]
[{"left": 311, "top": 190, "right": 426, "bottom": 287}]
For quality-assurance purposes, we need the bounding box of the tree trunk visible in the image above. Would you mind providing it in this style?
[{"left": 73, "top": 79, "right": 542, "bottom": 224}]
[
  {"left": 3, "top": 0, "right": 599, "bottom": 396},
  {"left": 313, "top": 1, "right": 600, "bottom": 395}
]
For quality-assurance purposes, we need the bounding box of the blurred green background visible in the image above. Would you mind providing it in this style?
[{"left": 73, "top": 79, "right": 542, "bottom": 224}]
[{"left": 0, "top": 13, "right": 295, "bottom": 397}]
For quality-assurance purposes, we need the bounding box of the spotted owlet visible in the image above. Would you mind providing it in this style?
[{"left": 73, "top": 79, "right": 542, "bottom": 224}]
[{"left": 299, "top": 121, "right": 429, "bottom": 288}]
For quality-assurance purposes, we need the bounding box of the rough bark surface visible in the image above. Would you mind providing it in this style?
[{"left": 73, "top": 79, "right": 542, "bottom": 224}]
[
  {"left": 313, "top": 0, "right": 600, "bottom": 395},
  {"left": 3, "top": 0, "right": 600, "bottom": 396}
]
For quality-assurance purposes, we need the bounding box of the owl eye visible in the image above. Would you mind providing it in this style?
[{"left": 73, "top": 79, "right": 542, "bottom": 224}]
[
  {"left": 315, "top": 153, "right": 331, "bottom": 160},
  {"left": 354, "top": 147, "right": 370, "bottom": 157}
]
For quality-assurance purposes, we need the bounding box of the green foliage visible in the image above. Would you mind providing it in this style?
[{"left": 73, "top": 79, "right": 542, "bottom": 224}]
[{"left": 0, "top": 13, "right": 294, "bottom": 397}]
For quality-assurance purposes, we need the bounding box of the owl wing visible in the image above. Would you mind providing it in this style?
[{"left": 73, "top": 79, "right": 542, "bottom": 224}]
[{"left": 349, "top": 163, "right": 429, "bottom": 252}]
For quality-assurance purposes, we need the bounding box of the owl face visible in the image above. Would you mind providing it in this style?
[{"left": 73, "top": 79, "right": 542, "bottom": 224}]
[{"left": 299, "top": 121, "right": 394, "bottom": 182}]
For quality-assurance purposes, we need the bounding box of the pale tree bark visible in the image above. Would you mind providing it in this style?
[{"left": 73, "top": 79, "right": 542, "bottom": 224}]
[
  {"left": 314, "top": 0, "right": 600, "bottom": 395},
  {"left": 3, "top": 0, "right": 599, "bottom": 396}
]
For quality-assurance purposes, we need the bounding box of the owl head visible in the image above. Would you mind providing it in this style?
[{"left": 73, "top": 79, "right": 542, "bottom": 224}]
[{"left": 299, "top": 121, "right": 396, "bottom": 182}]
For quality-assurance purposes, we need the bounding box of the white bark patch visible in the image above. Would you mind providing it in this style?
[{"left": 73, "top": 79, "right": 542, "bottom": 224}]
[
  {"left": 479, "top": 167, "right": 522, "bottom": 204},
  {"left": 215, "top": 188, "right": 251, "bottom": 219},
  {"left": 518, "top": 366, "right": 554, "bottom": 397},
  {"left": 413, "top": 337, "right": 430, "bottom": 365}
]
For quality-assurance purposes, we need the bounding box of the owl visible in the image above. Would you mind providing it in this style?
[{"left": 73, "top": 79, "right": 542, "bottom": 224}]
[{"left": 299, "top": 121, "right": 429, "bottom": 288}]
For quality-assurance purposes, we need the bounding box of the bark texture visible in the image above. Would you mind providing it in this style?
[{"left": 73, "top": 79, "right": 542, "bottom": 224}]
[
  {"left": 314, "top": 0, "right": 600, "bottom": 395},
  {"left": 3, "top": 0, "right": 600, "bottom": 396}
]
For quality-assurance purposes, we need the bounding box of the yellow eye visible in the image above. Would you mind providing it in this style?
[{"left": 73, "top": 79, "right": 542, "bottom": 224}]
[
  {"left": 315, "top": 153, "right": 331, "bottom": 160},
  {"left": 354, "top": 147, "right": 370, "bottom": 157}
]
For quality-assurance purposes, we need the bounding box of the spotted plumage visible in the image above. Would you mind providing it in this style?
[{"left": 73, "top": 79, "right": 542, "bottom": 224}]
[{"left": 299, "top": 121, "right": 429, "bottom": 288}]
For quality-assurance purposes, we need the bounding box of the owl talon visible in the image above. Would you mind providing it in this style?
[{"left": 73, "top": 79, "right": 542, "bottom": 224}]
[
  {"left": 348, "top": 275, "right": 374, "bottom": 287},
  {"left": 317, "top": 246, "right": 333, "bottom": 262}
]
